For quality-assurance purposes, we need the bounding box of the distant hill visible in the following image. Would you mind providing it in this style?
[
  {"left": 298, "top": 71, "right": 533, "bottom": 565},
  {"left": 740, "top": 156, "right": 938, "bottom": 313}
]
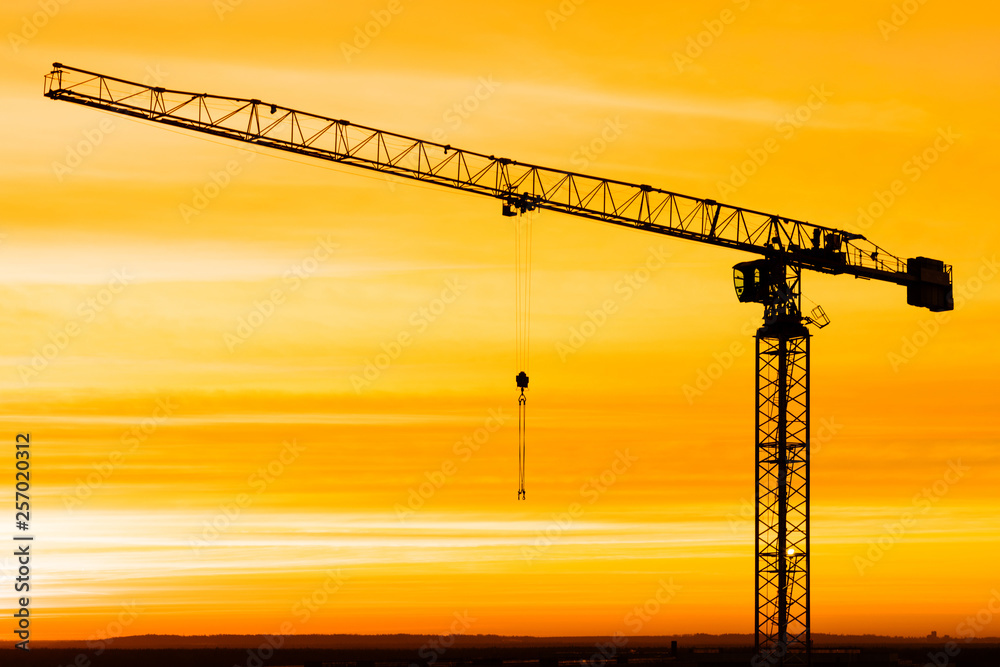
[{"left": 30, "top": 632, "right": 1000, "bottom": 650}]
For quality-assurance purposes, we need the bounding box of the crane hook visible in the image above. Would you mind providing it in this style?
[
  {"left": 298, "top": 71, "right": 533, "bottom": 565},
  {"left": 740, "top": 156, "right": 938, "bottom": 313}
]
[{"left": 517, "top": 371, "right": 528, "bottom": 500}]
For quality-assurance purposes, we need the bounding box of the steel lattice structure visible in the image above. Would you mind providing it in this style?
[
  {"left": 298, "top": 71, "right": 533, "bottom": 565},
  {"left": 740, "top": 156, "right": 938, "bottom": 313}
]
[
  {"left": 756, "top": 329, "right": 810, "bottom": 665},
  {"left": 45, "top": 65, "right": 944, "bottom": 289},
  {"left": 43, "top": 63, "right": 956, "bottom": 667}
]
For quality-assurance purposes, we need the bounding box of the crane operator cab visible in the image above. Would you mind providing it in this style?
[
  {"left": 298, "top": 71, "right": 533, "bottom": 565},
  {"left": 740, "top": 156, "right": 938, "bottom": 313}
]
[{"left": 733, "top": 259, "right": 777, "bottom": 304}]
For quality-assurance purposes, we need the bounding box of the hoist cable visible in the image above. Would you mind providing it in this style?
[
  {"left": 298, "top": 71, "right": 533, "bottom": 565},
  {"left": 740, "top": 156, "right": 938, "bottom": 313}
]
[{"left": 514, "top": 210, "right": 532, "bottom": 500}]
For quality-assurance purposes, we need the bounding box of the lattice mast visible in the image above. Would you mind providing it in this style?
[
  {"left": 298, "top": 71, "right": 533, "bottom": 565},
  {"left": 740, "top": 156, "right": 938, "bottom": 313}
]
[{"left": 738, "top": 261, "right": 812, "bottom": 665}]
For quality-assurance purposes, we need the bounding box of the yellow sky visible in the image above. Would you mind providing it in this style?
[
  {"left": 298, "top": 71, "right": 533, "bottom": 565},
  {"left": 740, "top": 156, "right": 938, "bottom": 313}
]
[{"left": 1, "top": 0, "right": 999, "bottom": 643}]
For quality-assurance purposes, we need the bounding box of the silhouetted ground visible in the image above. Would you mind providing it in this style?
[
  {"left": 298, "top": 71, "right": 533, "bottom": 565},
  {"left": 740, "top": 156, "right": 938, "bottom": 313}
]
[{"left": 6, "top": 635, "right": 1000, "bottom": 666}]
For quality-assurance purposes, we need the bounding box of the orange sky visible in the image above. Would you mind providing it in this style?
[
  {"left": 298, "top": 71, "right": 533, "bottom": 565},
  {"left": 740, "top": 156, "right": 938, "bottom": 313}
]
[{"left": 1, "top": 0, "right": 999, "bottom": 644}]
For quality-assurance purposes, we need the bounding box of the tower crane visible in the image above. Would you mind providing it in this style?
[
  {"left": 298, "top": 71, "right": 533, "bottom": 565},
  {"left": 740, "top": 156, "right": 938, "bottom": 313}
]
[{"left": 44, "top": 63, "right": 953, "bottom": 666}]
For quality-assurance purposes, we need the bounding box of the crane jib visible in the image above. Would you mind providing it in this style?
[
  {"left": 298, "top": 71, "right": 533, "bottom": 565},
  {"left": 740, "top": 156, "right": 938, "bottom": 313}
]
[{"left": 43, "top": 63, "right": 953, "bottom": 312}]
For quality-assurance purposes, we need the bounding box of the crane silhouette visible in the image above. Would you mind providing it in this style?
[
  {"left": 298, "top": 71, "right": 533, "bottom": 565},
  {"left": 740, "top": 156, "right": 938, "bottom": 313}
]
[{"left": 44, "top": 63, "right": 953, "bottom": 666}]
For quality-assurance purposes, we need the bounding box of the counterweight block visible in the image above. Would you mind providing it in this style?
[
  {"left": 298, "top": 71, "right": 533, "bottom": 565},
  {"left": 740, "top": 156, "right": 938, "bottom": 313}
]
[{"left": 906, "top": 256, "right": 953, "bottom": 312}]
